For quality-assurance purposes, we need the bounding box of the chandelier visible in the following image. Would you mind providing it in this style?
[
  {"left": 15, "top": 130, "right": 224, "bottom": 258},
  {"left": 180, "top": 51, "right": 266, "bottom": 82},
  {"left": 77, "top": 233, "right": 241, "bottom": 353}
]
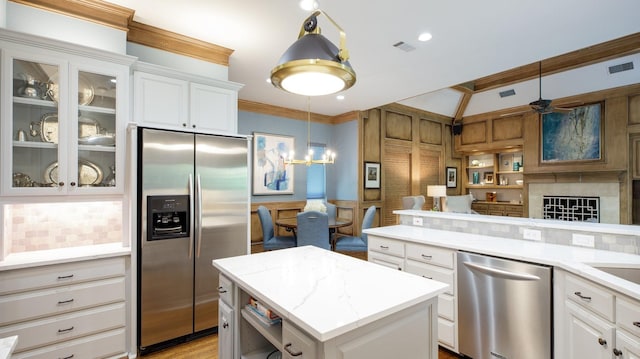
[{"left": 283, "top": 97, "right": 336, "bottom": 166}]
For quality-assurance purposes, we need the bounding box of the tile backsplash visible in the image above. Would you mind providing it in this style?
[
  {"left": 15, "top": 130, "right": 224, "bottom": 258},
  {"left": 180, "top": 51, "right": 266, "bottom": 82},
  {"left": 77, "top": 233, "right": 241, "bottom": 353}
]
[{"left": 4, "top": 201, "right": 123, "bottom": 254}]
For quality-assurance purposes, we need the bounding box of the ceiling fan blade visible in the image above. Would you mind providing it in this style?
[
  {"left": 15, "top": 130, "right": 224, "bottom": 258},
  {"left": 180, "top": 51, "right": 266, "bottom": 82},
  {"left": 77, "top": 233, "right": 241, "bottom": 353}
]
[{"left": 500, "top": 109, "right": 532, "bottom": 117}]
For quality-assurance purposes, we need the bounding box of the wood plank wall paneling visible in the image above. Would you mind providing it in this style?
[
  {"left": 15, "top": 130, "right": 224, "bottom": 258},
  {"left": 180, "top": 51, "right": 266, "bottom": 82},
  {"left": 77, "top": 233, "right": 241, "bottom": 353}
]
[
  {"left": 492, "top": 115, "right": 523, "bottom": 141},
  {"left": 460, "top": 121, "right": 487, "bottom": 146},
  {"left": 633, "top": 135, "right": 640, "bottom": 179},
  {"left": 630, "top": 94, "right": 640, "bottom": 125},
  {"left": 420, "top": 119, "right": 443, "bottom": 145},
  {"left": 420, "top": 148, "right": 443, "bottom": 209},
  {"left": 383, "top": 143, "right": 412, "bottom": 226},
  {"left": 385, "top": 111, "right": 413, "bottom": 141}
]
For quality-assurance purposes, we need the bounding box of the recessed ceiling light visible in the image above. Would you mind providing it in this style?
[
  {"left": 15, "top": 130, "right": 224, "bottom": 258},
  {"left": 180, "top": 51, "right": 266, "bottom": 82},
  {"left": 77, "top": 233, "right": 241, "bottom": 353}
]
[
  {"left": 336, "top": 95, "right": 345, "bottom": 100},
  {"left": 418, "top": 32, "right": 433, "bottom": 42},
  {"left": 266, "top": 78, "right": 272, "bottom": 83},
  {"left": 299, "top": 0, "right": 319, "bottom": 11}
]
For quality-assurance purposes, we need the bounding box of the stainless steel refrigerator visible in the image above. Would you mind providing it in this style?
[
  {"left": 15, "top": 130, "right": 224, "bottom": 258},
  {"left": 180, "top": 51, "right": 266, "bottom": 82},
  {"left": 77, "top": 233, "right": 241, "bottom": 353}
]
[{"left": 137, "top": 127, "right": 249, "bottom": 354}]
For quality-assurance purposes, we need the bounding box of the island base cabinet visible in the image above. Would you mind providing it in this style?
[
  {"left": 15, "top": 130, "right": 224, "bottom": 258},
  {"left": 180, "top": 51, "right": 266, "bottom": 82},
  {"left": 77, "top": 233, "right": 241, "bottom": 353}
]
[
  {"left": 616, "top": 331, "right": 640, "bottom": 358},
  {"left": 322, "top": 301, "right": 436, "bottom": 359},
  {"left": 218, "top": 300, "right": 234, "bottom": 359},
  {"left": 283, "top": 322, "right": 317, "bottom": 359}
]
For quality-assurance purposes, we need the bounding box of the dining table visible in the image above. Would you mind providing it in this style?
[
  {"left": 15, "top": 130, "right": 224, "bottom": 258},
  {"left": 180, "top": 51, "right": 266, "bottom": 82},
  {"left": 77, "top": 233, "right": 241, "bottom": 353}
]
[{"left": 275, "top": 216, "right": 353, "bottom": 248}]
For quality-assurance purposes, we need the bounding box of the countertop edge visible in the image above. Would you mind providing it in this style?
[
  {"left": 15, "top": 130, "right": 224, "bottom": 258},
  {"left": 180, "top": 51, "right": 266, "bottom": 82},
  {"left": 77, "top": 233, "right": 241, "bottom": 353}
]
[
  {"left": 365, "top": 225, "right": 640, "bottom": 299},
  {"left": 0, "top": 243, "right": 131, "bottom": 271}
]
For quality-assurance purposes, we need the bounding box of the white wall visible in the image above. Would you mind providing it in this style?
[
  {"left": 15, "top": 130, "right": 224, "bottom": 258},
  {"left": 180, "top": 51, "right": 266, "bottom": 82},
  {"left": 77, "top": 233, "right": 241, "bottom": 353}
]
[{"left": 6, "top": 2, "right": 126, "bottom": 54}]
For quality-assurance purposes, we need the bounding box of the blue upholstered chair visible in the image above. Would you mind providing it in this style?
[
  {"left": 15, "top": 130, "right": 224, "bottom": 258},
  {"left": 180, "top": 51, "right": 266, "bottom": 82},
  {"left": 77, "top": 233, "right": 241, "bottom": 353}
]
[
  {"left": 296, "top": 211, "right": 330, "bottom": 250},
  {"left": 334, "top": 206, "right": 376, "bottom": 252},
  {"left": 257, "top": 206, "right": 296, "bottom": 250},
  {"left": 325, "top": 202, "right": 337, "bottom": 221}
]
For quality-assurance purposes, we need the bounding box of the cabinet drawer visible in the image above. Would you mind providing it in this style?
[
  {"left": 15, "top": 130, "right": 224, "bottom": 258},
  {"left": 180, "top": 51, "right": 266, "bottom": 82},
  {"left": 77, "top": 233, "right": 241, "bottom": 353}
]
[
  {"left": 219, "top": 274, "right": 234, "bottom": 306},
  {"left": 0, "top": 257, "right": 125, "bottom": 295},
  {"left": 438, "top": 294, "right": 455, "bottom": 321},
  {"left": 437, "top": 317, "right": 456, "bottom": 349},
  {"left": 405, "top": 260, "right": 454, "bottom": 295},
  {"left": 368, "top": 236, "right": 404, "bottom": 258},
  {"left": 406, "top": 243, "right": 454, "bottom": 269},
  {"left": 12, "top": 327, "right": 126, "bottom": 359},
  {"left": 0, "top": 302, "right": 125, "bottom": 352},
  {"left": 368, "top": 251, "right": 404, "bottom": 271},
  {"left": 617, "top": 296, "right": 640, "bottom": 337},
  {"left": 565, "top": 273, "right": 614, "bottom": 321},
  {"left": 0, "top": 277, "right": 125, "bottom": 325},
  {"left": 283, "top": 321, "right": 317, "bottom": 359}
]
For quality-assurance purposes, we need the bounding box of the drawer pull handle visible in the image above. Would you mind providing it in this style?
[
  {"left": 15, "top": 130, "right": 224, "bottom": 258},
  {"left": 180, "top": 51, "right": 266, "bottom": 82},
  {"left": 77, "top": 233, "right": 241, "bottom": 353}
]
[
  {"left": 574, "top": 291, "right": 592, "bottom": 301},
  {"left": 379, "top": 245, "right": 389, "bottom": 250},
  {"left": 421, "top": 254, "right": 433, "bottom": 260},
  {"left": 218, "top": 286, "right": 227, "bottom": 294},
  {"left": 422, "top": 276, "right": 433, "bottom": 279},
  {"left": 59, "top": 355, "right": 74, "bottom": 359},
  {"left": 598, "top": 338, "right": 607, "bottom": 346},
  {"left": 613, "top": 348, "right": 623, "bottom": 356},
  {"left": 57, "top": 326, "right": 74, "bottom": 333},
  {"left": 57, "top": 299, "right": 74, "bottom": 305},
  {"left": 634, "top": 321, "right": 640, "bottom": 328},
  {"left": 57, "top": 274, "right": 74, "bottom": 280},
  {"left": 222, "top": 322, "right": 229, "bottom": 329},
  {"left": 284, "top": 343, "right": 303, "bottom": 357}
]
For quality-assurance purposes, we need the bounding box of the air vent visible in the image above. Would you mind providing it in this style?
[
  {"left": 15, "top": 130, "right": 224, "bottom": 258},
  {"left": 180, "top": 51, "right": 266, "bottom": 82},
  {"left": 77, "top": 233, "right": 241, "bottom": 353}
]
[
  {"left": 499, "top": 89, "right": 516, "bottom": 98},
  {"left": 393, "top": 41, "right": 416, "bottom": 52},
  {"left": 608, "top": 61, "right": 634, "bottom": 74}
]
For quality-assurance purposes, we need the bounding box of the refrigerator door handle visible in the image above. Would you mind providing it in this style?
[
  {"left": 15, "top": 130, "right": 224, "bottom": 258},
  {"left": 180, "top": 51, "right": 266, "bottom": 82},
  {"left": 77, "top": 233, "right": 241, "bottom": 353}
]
[
  {"left": 188, "top": 174, "right": 195, "bottom": 259},
  {"left": 196, "top": 173, "right": 203, "bottom": 258}
]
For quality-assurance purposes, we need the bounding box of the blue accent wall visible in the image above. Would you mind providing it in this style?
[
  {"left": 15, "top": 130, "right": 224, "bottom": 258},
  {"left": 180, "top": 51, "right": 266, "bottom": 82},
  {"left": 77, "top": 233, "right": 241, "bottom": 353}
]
[{"left": 238, "top": 110, "right": 358, "bottom": 202}]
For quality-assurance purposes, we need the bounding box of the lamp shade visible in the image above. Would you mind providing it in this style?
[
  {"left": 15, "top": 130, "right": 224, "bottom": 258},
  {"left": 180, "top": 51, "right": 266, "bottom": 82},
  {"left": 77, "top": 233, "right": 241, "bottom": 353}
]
[
  {"left": 271, "top": 34, "right": 356, "bottom": 96},
  {"left": 427, "top": 185, "right": 447, "bottom": 198}
]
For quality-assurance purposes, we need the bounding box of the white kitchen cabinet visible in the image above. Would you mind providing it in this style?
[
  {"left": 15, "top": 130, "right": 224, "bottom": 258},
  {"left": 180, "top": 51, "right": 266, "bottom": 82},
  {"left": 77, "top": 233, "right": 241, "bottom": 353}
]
[
  {"left": 0, "top": 257, "right": 127, "bottom": 358},
  {"left": 368, "top": 235, "right": 405, "bottom": 271},
  {"left": 0, "top": 29, "right": 132, "bottom": 197},
  {"left": 404, "top": 243, "right": 458, "bottom": 351},
  {"left": 133, "top": 63, "right": 242, "bottom": 134},
  {"left": 218, "top": 300, "right": 235, "bottom": 359},
  {"left": 557, "top": 270, "right": 640, "bottom": 359},
  {"left": 565, "top": 300, "right": 615, "bottom": 359}
]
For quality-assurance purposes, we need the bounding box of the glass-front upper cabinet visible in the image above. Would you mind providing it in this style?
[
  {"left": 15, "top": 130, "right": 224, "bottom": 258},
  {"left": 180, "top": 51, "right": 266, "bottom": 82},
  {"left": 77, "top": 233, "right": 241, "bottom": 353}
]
[{"left": 2, "top": 44, "right": 130, "bottom": 196}]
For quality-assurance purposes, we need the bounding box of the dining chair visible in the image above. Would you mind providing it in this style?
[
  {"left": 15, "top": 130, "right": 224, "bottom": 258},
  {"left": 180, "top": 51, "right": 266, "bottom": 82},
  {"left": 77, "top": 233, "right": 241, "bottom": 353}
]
[
  {"left": 325, "top": 202, "right": 337, "bottom": 221},
  {"left": 334, "top": 206, "right": 376, "bottom": 252},
  {"left": 295, "top": 211, "right": 330, "bottom": 250},
  {"left": 257, "top": 206, "right": 296, "bottom": 250}
]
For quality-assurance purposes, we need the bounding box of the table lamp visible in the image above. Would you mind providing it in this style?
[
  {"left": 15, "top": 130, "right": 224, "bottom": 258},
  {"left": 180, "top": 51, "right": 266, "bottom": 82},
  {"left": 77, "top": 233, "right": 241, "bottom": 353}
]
[{"left": 427, "top": 185, "right": 447, "bottom": 211}]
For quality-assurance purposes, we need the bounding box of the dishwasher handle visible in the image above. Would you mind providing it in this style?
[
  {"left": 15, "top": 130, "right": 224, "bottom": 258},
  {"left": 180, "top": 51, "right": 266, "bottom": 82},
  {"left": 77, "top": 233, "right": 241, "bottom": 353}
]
[{"left": 463, "top": 261, "right": 541, "bottom": 281}]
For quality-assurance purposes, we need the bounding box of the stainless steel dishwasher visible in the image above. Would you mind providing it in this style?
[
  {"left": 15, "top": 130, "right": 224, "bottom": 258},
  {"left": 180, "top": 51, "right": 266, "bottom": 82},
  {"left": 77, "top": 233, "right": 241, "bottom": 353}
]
[{"left": 457, "top": 251, "right": 552, "bottom": 359}]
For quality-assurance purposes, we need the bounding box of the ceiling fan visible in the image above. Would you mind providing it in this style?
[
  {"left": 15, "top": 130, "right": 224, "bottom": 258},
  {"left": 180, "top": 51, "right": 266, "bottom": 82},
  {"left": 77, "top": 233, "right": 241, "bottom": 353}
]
[
  {"left": 502, "top": 62, "right": 579, "bottom": 117},
  {"left": 529, "top": 62, "right": 575, "bottom": 114}
]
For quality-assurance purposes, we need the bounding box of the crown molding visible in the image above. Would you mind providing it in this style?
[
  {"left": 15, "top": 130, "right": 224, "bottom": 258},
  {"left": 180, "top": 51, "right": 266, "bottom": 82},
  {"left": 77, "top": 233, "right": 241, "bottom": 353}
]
[
  {"left": 9, "top": 0, "right": 134, "bottom": 31},
  {"left": 239, "top": 100, "right": 336, "bottom": 124},
  {"left": 127, "top": 20, "right": 233, "bottom": 66}
]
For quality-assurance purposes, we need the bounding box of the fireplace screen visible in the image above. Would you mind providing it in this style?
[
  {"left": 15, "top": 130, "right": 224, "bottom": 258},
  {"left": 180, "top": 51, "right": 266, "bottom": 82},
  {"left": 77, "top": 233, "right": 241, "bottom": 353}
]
[{"left": 543, "top": 196, "right": 600, "bottom": 222}]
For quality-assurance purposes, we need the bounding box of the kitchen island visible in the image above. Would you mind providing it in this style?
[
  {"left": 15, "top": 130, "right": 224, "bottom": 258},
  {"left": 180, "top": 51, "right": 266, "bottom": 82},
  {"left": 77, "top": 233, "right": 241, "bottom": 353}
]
[{"left": 212, "top": 245, "right": 448, "bottom": 359}]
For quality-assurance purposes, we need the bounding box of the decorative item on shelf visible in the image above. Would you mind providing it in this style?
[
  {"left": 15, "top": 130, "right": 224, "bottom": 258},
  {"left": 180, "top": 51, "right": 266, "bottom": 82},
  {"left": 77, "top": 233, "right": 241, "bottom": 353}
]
[
  {"left": 270, "top": 9, "right": 356, "bottom": 96},
  {"left": 515, "top": 179, "right": 524, "bottom": 186},
  {"left": 282, "top": 97, "right": 335, "bottom": 166},
  {"left": 513, "top": 161, "right": 520, "bottom": 172},
  {"left": 427, "top": 185, "right": 447, "bottom": 211},
  {"left": 16, "top": 129, "right": 26, "bottom": 142},
  {"left": 486, "top": 192, "right": 497, "bottom": 202},
  {"left": 484, "top": 172, "right": 494, "bottom": 184},
  {"left": 472, "top": 171, "right": 480, "bottom": 184},
  {"left": 500, "top": 177, "right": 508, "bottom": 186},
  {"left": 471, "top": 159, "right": 480, "bottom": 167}
]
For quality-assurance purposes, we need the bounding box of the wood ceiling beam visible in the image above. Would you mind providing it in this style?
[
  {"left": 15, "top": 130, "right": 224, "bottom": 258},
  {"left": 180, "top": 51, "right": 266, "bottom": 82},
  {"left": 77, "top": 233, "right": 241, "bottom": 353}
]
[{"left": 470, "top": 32, "right": 640, "bottom": 92}]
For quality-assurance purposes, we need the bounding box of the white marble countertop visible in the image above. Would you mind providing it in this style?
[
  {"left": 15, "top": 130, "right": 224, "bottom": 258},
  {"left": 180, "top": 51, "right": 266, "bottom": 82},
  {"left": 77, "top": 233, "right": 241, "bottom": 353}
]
[
  {"left": 0, "top": 243, "right": 130, "bottom": 271},
  {"left": 0, "top": 336, "right": 17, "bottom": 359},
  {"left": 365, "top": 225, "right": 640, "bottom": 299},
  {"left": 213, "top": 245, "right": 448, "bottom": 342}
]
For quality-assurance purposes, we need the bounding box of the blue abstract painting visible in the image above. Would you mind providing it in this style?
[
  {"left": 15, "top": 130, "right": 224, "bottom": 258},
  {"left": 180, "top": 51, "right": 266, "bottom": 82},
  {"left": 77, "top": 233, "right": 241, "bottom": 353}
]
[
  {"left": 542, "top": 103, "right": 602, "bottom": 162},
  {"left": 253, "top": 132, "right": 294, "bottom": 195}
]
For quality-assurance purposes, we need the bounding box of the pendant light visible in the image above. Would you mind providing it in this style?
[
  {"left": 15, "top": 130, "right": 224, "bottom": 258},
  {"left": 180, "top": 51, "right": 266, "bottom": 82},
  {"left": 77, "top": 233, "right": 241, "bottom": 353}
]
[
  {"left": 283, "top": 97, "right": 336, "bottom": 166},
  {"left": 270, "top": 10, "right": 356, "bottom": 96}
]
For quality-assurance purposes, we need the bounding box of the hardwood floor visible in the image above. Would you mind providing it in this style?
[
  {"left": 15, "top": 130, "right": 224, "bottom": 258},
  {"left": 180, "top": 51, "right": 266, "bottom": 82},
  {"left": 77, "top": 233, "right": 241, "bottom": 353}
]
[{"left": 142, "top": 333, "right": 462, "bottom": 358}]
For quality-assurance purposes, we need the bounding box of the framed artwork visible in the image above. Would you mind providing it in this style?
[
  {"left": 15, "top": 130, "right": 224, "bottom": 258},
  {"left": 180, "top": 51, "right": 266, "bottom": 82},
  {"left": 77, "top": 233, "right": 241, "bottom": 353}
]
[
  {"left": 484, "top": 172, "right": 494, "bottom": 184},
  {"left": 446, "top": 167, "right": 457, "bottom": 188},
  {"left": 364, "top": 162, "right": 381, "bottom": 189},
  {"left": 253, "top": 132, "right": 294, "bottom": 195},
  {"left": 541, "top": 103, "right": 602, "bottom": 162}
]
